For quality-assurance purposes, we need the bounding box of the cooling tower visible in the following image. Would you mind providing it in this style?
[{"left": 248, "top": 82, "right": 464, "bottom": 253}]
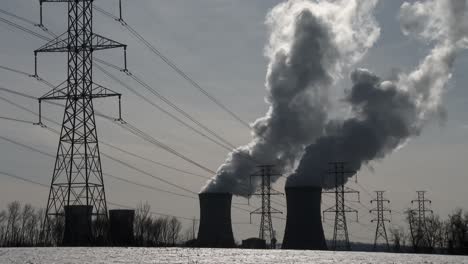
[
  {"left": 63, "top": 205, "right": 92, "bottom": 246},
  {"left": 109, "top": 209, "right": 135, "bottom": 246},
  {"left": 197, "top": 193, "right": 235, "bottom": 248},
  {"left": 282, "top": 186, "right": 327, "bottom": 250}
]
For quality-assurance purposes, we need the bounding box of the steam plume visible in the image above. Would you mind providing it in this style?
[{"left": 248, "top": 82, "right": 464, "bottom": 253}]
[
  {"left": 287, "top": 0, "right": 468, "bottom": 188},
  {"left": 202, "top": 0, "right": 380, "bottom": 195}
]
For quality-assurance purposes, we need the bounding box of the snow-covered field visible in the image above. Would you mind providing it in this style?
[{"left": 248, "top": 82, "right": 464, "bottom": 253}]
[{"left": 1, "top": 247, "right": 468, "bottom": 264}]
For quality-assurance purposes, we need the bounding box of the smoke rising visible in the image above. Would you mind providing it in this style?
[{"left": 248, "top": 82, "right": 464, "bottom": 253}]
[
  {"left": 202, "top": 0, "right": 380, "bottom": 195},
  {"left": 287, "top": 0, "right": 468, "bottom": 188}
]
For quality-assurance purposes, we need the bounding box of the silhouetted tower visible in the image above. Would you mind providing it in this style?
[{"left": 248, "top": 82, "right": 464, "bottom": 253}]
[
  {"left": 250, "top": 165, "right": 282, "bottom": 248},
  {"left": 410, "top": 191, "right": 432, "bottom": 250},
  {"left": 36, "top": 0, "right": 127, "bottom": 244},
  {"left": 370, "top": 191, "right": 391, "bottom": 251},
  {"left": 323, "top": 162, "right": 359, "bottom": 251}
]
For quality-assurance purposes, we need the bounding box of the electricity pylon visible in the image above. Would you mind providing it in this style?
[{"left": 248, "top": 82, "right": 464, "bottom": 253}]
[
  {"left": 370, "top": 191, "right": 391, "bottom": 251},
  {"left": 36, "top": 0, "right": 127, "bottom": 244},
  {"left": 409, "top": 191, "right": 432, "bottom": 251},
  {"left": 250, "top": 165, "right": 283, "bottom": 248},
  {"left": 323, "top": 162, "right": 359, "bottom": 251}
]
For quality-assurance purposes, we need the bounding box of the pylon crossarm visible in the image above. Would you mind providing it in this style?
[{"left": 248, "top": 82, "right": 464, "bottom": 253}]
[
  {"left": 39, "top": 80, "right": 68, "bottom": 100},
  {"left": 270, "top": 188, "right": 283, "bottom": 195},
  {"left": 250, "top": 208, "right": 263, "bottom": 215},
  {"left": 323, "top": 205, "right": 337, "bottom": 213},
  {"left": 270, "top": 207, "right": 283, "bottom": 214},
  {"left": 40, "top": 82, "right": 121, "bottom": 101},
  {"left": 35, "top": 33, "right": 125, "bottom": 53}
]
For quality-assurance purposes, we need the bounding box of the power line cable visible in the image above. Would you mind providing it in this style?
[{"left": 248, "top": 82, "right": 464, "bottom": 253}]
[
  {"left": 0, "top": 116, "right": 35, "bottom": 125},
  {"left": 0, "top": 13, "right": 265, "bottom": 211},
  {"left": 96, "top": 58, "right": 237, "bottom": 150},
  {"left": 0, "top": 15, "right": 50, "bottom": 41},
  {"left": 0, "top": 11, "right": 246, "bottom": 173},
  {"left": 94, "top": 5, "right": 251, "bottom": 129},
  {"left": 0, "top": 170, "right": 198, "bottom": 223},
  {"left": 0, "top": 7, "right": 57, "bottom": 38},
  {"left": 95, "top": 63, "right": 233, "bottom": 151},
  {"left": 0, "top": 96, "right": 209, "bottom": 197},
  {"left": 0, "top": 85, "right": 211, "bottom": 180}
]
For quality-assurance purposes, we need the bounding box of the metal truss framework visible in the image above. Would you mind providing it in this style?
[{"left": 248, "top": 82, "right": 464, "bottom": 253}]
[
  {"left": 323, "top": 162, "right": 359, "bottom": 251},
  {"left": 370, "top": 191, "right": 391, "bottom": 251},
  {"left": 250, "top": 165, "right": 283, "bottom": 248},
  {"left": 410, "top": 191, "right": 433, "bottom": 250},
  {"left": 36, "top": 0, "right": 126, "bottom": 244}
]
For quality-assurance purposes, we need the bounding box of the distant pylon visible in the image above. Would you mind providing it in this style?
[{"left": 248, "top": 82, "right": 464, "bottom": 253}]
[
  {"left": 36, "top": 0, "right": 127, "bottom": 245},
  {"left": 370, "top": 191, "right": 391, "bottom": 251},
  {"left": 250, "top": 165, "right": 283, "bottom": 248},
  {"left": 323, "top": 162, "right": 359, "bottom": 251},
  {"left": 409, "top": 191, "right": 432, "bottom": 250}
]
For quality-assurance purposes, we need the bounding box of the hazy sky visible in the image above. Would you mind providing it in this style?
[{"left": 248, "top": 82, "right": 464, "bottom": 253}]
[{"left": 1, "top": 0, "right": 468, "bottom": 244}]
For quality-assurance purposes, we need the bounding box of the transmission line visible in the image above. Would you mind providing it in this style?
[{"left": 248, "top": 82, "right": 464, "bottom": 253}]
[
  {"left": 96, "top": 58, "right": 237, "bottom": 149},
  {"left": 0, "top": 95, "right": 210, "bottom": 196},
  {"left": 94, "top": 5, "right": 251, "bottom": 129},
  {"left": 0, "top": 7, "right": 57, "bottom": 38},
  {"left": 0, "top": 10, "right": 272, "bottom": 214},
  {"left": 100, "top": 141, "right": 210, "bottom": 180},
  {"left": 0, "top": 130, "right": 259, "bottom": 218},
  {"left": 0, "top": 84, "right": 213, "bottom": 181},
  {"left": 0, "top": 12, "right": 261, "bottom": 175},
  {"left": 0, "top": 170, "right": 191, "bottom": 223},
  {"left": 0, "top": 15, "right": 50, "bottom": 41},
  {"left": 0, "top": 126, "right": 201, "bottom": 202},
  {"left": 0, "top": 116, "right": 35, "bottom": 125},
  {"left": 95, "top": 63, "right": 234, "bottom": 151}
]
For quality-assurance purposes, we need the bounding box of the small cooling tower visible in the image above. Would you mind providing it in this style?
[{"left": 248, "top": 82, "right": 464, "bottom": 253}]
[
  {"left": 109, "top": 209, "right": 135, "bottom": 246},
  {"left": 197, "top": 192, "right": 235, "bottom": 248},
  {"left": 63, "top": 205, "right": 92, "bottom": 246},
  {"left": 282, "top": 186, "right": 327, "bottom": 250}
]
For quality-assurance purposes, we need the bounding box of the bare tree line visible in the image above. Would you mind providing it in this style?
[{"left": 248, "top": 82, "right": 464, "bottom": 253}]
[
  {"left": 0, "top": 201, "right": 189, "bottom": 247},
  {"left": 389, "top": 209, "right": 468, "bottom": 255},
  {"left": 133, "top": 202, "right": 185, "bottom": 246},
  {"left": 1, "top": 200, "right": 467, "bottom": 254},
  {"left": 0, "top": 201, "right": 44, "bottom": 247}
]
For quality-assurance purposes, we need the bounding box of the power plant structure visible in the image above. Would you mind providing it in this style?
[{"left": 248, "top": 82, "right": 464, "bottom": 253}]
[
  {"left": 282, "top": 186, "right": 327, "bottom": 250},
  {"left": 109, "top": 209, "right": 135, "bottom": 246},
  {"left": 197, "top": 193, "right": 235, "bottom": 248},
  {"left": 35, "top": 0, "right": 127, "bottom": 245},
  {"left": 63, "top": 205, "right": 93, "bottom": 246}
]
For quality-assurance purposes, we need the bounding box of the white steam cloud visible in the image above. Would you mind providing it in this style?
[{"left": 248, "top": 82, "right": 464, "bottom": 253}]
[
  {"left": 202, "top": 0, "right": 380, "bottom": 195},
  {"left": 287, "top": 0, "right": 468, "bottom": 188}
]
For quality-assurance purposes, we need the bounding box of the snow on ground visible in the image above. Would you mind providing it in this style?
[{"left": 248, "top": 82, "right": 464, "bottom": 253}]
[{"left": 0, "top": 247, "right": 468, "bottom": 264}]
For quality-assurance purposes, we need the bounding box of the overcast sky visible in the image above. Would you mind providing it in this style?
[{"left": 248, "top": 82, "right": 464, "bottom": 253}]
[{"left": 1, "top": 0, "right": 468, "bottom": 244}]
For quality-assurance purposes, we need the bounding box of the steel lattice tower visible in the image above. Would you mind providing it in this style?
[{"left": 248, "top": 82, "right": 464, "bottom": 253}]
[
  {"left": 250, "top": 165, "right": 283, "bottom": 248},
  {"left": 36, "top": 0, "right": 126, "bottom": 244},
  {"left": 410, "top": 191, "right": 432, "bottom": 250},
  {"left": 323, "top": 162, "right": 359, "bottom": 251},
  {"left": 370, "top": 191, "right": 391, "bottom": 251}
]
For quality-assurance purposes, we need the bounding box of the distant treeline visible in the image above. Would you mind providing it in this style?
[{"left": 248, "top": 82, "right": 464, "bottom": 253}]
[
  {"left": 0, "top": 200, "right": 467, "bottom": 255},
  {"left": 0, "top": 201, "right": 193, "bottom": 247},
  {"left": 385, "top": 208, "right": 468, "bottom": 255}
]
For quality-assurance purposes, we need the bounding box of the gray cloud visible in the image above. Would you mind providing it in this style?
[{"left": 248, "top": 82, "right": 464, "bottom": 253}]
[{"left": 202, "top": 0, "right": 380, "bottom": 195}]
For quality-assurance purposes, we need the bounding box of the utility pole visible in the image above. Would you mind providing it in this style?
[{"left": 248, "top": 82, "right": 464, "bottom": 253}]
[
  {"left": 370, "top": 191, "right": 391, "bottom": 251},
  {"left": 36, "top": 0, "right": 127, "bottom": 244},
  {"left": 250, "top": 165, "right": 283, "bottom": 249},
  {"left": 410, "top": 191, "right": 432, "bottom": 251},
  {"left": 323, "top": 162, "right": 359, "bottom": 251}
]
